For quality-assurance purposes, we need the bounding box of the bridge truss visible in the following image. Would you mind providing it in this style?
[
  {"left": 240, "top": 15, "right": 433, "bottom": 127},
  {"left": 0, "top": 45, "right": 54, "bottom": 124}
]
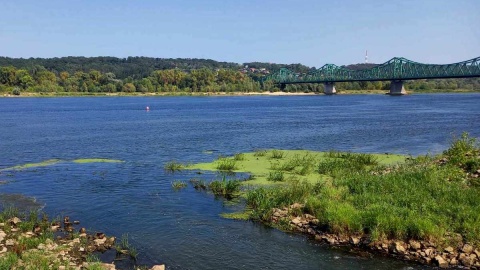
[{"left": 265, "top": 56, "right": 480, "bottom": 84}]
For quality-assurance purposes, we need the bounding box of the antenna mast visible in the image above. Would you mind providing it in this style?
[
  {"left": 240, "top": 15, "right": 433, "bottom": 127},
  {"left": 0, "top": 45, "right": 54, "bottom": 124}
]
[{"left": 365, "top": 50, "right": 368, "bottom": 64}]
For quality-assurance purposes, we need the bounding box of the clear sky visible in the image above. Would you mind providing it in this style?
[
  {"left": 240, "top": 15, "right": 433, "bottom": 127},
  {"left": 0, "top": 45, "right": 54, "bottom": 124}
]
[{"left": 1, "top": 0, "right": 479, "bottom": 67}]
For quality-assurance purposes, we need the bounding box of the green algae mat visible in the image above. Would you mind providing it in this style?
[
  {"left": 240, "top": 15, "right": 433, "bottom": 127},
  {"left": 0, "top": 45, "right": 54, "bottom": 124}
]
[
  {"left": 0, "top": 158, "right": 123, "bottom": 172},
  {"left": 188, "top": 149, "right": 406, "bottom": 185}
]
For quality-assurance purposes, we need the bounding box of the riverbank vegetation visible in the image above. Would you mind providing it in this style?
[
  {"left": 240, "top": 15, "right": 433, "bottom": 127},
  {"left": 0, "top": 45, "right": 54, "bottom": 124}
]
[
  {"left": 1, "top": 57, "right": 479, "bottom": 96},
  {"left": 183, "top": 134, "right": 480, "bottom": 267}
]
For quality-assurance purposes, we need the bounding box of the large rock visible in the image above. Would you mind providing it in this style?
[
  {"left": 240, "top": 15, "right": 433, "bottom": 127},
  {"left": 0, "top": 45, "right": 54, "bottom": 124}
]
[
  {"left": 408, "top": 240, "right": 421, "bottom": 250},
  {"left": 459, "top": 253, "right": 473, "bottom": 267},
  {"left": 8, "top": 217, "right": 21, "bottom": 225},
  {"left": 444, "top": 246, "right": 454, "bottom": 254},
  {"left": 434, "top": 255, "right": 448, "bottom": 268},
  {"left": 462, "top": 244, "right": 474, "bottom": 254},
  {"left": 350, "top": 236, "right": 360, "bottom": 245},
  {"left": 424, "top": 248, "right": 435, "bottom": 258},
  {"left": 101, "top": 263, "right": 116, "bottom": 270},
  {"left": 94, "top": 238, "right": 107, "bottom": 246},
  {"left": 290, "top": 203, "right": 304, "bottom": 209},
  {"left": 389, "top": 242, "right": 406, "bottom": 254},
  {"left": 150, "top": 265, "right": 165, "bottom": 270},
  {"left": 291, "top": 217, "right": 302, "bottom": 225}
]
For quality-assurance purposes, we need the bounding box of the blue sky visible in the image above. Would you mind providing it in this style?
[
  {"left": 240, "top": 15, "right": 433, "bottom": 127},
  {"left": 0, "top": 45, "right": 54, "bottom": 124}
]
[{"left": 1, "top": 0, "right": 479, "bottom": 67}]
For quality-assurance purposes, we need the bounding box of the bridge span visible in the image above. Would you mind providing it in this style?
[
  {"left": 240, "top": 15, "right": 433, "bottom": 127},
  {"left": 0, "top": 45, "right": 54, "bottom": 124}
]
[{"left": 264, "top": 56, "right": 480, "bottom": 95}]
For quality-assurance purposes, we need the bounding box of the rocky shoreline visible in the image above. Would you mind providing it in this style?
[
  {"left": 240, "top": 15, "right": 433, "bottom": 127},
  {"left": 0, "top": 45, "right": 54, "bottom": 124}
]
[
  {"left": 272, "top": 203, "right": 480, "bottom": 269},
  {"left": 0, "top": 215, "right": 165, "bottom": 270}
]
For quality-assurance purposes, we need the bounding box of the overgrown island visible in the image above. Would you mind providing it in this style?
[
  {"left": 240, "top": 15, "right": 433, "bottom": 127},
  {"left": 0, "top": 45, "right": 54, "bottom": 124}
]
[
  {"left": 1, "top": 57, "right": 479, "bottom": 96},
  {"left": 167, "top": 133, "right": 480, "bottom": 269}
]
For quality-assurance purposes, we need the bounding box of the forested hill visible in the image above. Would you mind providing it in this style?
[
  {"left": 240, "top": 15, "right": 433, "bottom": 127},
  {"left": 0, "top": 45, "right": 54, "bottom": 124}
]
[{"left": 0, "top": 56, "right": 243, "bottom": 79}]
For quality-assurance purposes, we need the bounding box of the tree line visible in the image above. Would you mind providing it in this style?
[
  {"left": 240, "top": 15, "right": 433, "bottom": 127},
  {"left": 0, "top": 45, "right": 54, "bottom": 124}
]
[{"left": 0, "top": 57, "right": 478, "bottom": 95}]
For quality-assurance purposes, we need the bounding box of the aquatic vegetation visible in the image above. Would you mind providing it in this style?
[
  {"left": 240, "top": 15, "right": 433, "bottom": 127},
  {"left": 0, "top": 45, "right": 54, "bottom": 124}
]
[
  {"left": 220, "top": 211, "right": 250, "bottom": 220},
  {"left": 164, "top": 161, "right": 185, "bottom": 173},
  {"left": 0, "top": 158, "right": 124, "bottom": 172},
  {"left": 189, "top": 178, "right": 207, "bottom": 190},
  {"left": 216, "top": 158, "right": 237, "bottom": 171},
  {"left": 116, "top": 233, "right": 138, "bottom": 260},
  {"left": 72, "top": 158, "right": 123, "bottom": 163},
  {"left": 188, "top": 150, "right": 404, "bottom": 186},
  {"left": 0, "top": 159, "right": 61, "bottom": 171},
  {"left": 171, "top": 180, "right": 187, "bottom": 190},
  {"left": 208, "top": 176, "right": 241, "bottom": 199}
]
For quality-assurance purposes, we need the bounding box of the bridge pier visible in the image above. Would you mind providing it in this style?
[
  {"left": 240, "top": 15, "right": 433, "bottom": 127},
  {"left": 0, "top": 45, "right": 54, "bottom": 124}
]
[
  {"left": 389, "top": 80, "right": 406, "bottom": 95},
  {"left": 324, "top": 82, "right": 336, "bottom": 95}
]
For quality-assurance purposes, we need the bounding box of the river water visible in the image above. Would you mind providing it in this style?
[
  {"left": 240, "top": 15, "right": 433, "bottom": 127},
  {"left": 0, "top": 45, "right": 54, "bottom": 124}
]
[{"left": 0, "top": 94, "right": 479, "bottom": 269}]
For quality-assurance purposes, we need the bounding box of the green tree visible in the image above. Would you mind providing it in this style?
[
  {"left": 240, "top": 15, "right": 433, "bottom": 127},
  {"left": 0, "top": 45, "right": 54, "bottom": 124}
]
[
  {"left": 15, "top": 69, "right": 34, "bottom": 89},
  {"left": 123, "top": 83, "right": 136, "bottom": 92},
  {"left": 0, "top": 66, "right": 17, "bottom": 85}
]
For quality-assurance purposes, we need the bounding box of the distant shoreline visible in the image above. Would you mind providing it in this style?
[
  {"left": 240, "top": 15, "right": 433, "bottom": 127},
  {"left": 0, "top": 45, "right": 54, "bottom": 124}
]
[{"left": 1, "top": 89, "right": 479, "bottom": 98}]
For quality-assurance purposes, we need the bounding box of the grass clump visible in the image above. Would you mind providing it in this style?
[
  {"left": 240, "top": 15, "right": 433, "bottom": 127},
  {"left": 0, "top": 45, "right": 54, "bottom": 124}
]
[
  {"left": 253, "top": 149, "right": 268, "bottom": 157},
  {"left": 270, "top": 150, "right": 285, "bottom": 159},
  {"left": 171, "top": 180, "right": 187, "bottom": 190},
  {"left": 267, "top": 170, "right": 284, "bottom": 182},
  {"left": 216, "top": 158, "right": 237, "bottom": 171},
  {"left": 115, "top": 233, "right": 138, "bottom": 261},
  {"left": 233, "top": 153, "right": 246, "bottom": 161},
  {"left": 317, "top": 152, "right": 378, "bottom": 176},
  {"left": 164, "top": 161, "right": 185, "bottom": 173},
  {"left": 208, "top": 176, "right": 241, "bottom": 199},
  {"left": 190, "top": 178, "right": 207, "bottom": 190},
  {"left": 0, "top": 252, "right": 18, "bottom": 269}
]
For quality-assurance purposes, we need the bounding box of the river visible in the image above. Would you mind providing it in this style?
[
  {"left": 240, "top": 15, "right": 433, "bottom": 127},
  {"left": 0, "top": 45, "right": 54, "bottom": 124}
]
[{"left": 0, "top": 94, "right": 479, "bottom": 269}]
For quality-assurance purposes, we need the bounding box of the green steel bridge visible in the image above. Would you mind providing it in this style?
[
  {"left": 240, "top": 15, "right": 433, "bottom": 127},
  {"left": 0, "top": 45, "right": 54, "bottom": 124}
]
[{"left": 263, "top": 56, "right": 480, "bottom": 95}]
